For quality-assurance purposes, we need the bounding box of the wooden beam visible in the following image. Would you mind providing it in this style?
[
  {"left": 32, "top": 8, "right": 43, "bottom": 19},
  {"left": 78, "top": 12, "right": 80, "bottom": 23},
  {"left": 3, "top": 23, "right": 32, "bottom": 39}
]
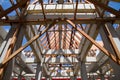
[
  {"left": 54, "top": 26, "right": 57, "bottom": 49},
  {"left": 46, "top": 32, "right": 51, "bottom": 49},
  {"left": 67, "top": 31, "right": 77, "bottom": 49},
  {"left": 87, "top": 0, "right": 120, "bottom": 17},
  {"left": 63, "top": 25, "right": 67, "bottom": 49},
  {"left": 0, "top": 5, "right": 8, "bottom": 19},
  {"left": 104, "top": 23, "right": 120, "bottom": 59},
  {"left": 74, "top": 0, "right": 78, "bottom": 20},
  {"left": 0, "top": 19, "right": 59, "bottom": 68},
  {"left": 0, "top": 27, "right": 20, "bottom": 79},
  {"left": 38, "top": 0, "right": 46, "bottom": 20},
  {"left": 10, "top": 0, "right": 20, "bottom": 16},
  {"left": 0, "top": 0, "right": 28, "bottom": 18},
  {"left": 66, "top": 19, "right": 120, "bottom": 64},
  {"left": 59, "top": 25, "right": 62, "bottom": 49},
  {"left": 67, "top": 32, "right": 79, "bottom": 45},
  {"left": 44, "top": 54, "right": 78, "bottom": 57},
  {"left": 49, "top": 32, "right": 54, "bottom": 40},
  {"left": 69, "top": 27, "right": 74, "bottom": 49},
  {"left": 1, "top": 17, "right": 120, "bottom": 25}
]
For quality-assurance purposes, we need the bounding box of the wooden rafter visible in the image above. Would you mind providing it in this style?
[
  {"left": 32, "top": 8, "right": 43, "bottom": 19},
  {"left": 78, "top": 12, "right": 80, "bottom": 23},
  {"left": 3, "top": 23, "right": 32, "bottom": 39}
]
[
  {"left": 41, "top": 36, "right": 47, "bottom": 44},
  {"left": 54, "top": 26, "right": 57, "bottom": 49},
  {"left": 56, "top": 32, "right": 59, "bottom": 49},
  {"left": 66, "top": 19, "right": 120, "bottom": 64},
  {"left": 77, "top": 24, "right": 84, "bottom": 31},
  {"left": 0, "top": 19, "right": 59, "bottom": 67},
  {"left": 69, "top": 27, "right": 74, "bottom": 49},
  {"left": 74, "top": 32, "right": 81, "bottom": 41},
  {"left": 0, "top": 27, "right": 20, "bottom": 79},
  {"left": 40, "top": 34, "right": 46, "bottom": 41},
  {"left": 63, "top": 24, "right": 67, "bottom": 49},
  {"left": 67, "top": 32, "right": 79, "bottom": 48},
  {"left": 65, "top": 33, "right": 72, "bottom": 49},
  {"left": 67, "top": 31, "right": 80, "bottom": 45},
  {"left": 46, "top": 32, "right": 51, "bottom": 49},
  {"left": 49, "top": 32, "right": 55, "bottom": 41},
  {"left": 0, "top": 0, "right": 28, "bottom": 18},
  {"left": 0, "top": 5, "right": 8, "bottom": 19},
  {"left": 42, "top": 40, "right": 49, "bottom": 49},
  {"left": 10, "top": 0, "right": 20, "bottom": 16},
  {"left": 38, "top": 0, "right": 46, "bottom": 20},
  {"left": 62, "top": 32, "right": 67, "bottom": 49},
  {"left": 50, "top": 34, "right": 58, "bottom": 47}
]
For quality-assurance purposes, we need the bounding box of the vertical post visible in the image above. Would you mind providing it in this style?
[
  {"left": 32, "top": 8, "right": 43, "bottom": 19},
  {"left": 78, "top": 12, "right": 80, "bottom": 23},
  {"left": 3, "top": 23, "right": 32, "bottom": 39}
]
[
  {"left": 1, "top": 26, "right": 25, "bottom": 80},
  {"left": 0, "top": 26, "right": 19, "bottom": 80},
  {"left": 35, "top": 58, "right": 44, "bottom": 80},
  {"left": 18, "top": 69, "right": 23, "bottom": 80},
  {"left": 99, "top": 23, "right": 120, "bottom": 80},
  {"left": 71, "top": 76, "right": 77, "bottom": 80},
  {"left": 80, "top": 61, "right": 88, "bottom": 80},
  {"left": 2, "top": 59, "right": 15, "bottom": 80},
  {"left": 99, "top": 69, "right": 105, "bottom": 80},
  {"left": 35, "top": 62, "right": 43, "bottom": 80}
]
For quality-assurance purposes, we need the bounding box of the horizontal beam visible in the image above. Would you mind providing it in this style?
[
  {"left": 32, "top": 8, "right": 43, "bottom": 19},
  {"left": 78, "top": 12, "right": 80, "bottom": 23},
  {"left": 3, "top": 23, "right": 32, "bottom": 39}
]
[
  {"left": 48, "top": 64, "right": 74, "bottom": 67},
  {"left": 0, "top": 19, "right": 59, "bottom": 68},
  {"left": 44, "top": 54, "right": 78, "bottom": 57},
  {"left": 9, "top": 13, "right": 97, "bottom": 20},
  {"left": 0, "top": 17, "right": 120, "bottom": 25},
  {"left": 27, "top": 3, "right": 95, "bottom": 13},
  {"left": 42, "top": 49, "right": 79, "bottom": 54},
  {"left": 26, "top": 13, "right": 96, "bottom": 21},
  {"left": 45, "top": 62, "right": 78, "bottom": 64}
]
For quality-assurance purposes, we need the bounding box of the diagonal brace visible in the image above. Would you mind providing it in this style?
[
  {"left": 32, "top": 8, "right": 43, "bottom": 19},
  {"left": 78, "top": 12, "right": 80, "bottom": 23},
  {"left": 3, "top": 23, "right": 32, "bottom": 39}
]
[{"left": 66, "top": 19, "right": 120, "bottom": 65}]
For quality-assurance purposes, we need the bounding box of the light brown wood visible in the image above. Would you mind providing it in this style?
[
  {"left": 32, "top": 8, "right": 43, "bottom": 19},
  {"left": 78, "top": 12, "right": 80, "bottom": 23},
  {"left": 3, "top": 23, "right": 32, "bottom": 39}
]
[
  {"left": 0, "top": 19, "right": 59, "bottom": 68},
  {"left": 66, "top": 19, "right": 120, "bottom": 64}
]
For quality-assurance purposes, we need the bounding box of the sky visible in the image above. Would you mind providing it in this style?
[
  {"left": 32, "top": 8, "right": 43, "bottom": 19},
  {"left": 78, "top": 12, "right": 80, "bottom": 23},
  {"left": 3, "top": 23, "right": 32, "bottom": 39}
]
[
  {"left": 0, "top": 0, "right": 120, "bottom": 10},
  {"left": 109, "top": 1, "right": 120, "bottom": 10},
  {"left": 0, "top": 0, "right": 120, "bottom": 50}
]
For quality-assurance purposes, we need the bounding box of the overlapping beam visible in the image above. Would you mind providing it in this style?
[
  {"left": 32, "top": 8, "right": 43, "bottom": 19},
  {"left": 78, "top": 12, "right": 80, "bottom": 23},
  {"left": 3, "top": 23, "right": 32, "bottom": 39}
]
[
  {"left": 0, "top": 0, "right": 28, "bottom": 18},
  {"left": 66, "top": 19, "right": 120, "bottom": 64},
  {"left": 1, "top": 17, "right": 120, "bottom": 25},
  {"left": 74, "top": 0, "right": 78, "bottom": 19},
  {"left": 87, "top": 0, "right": 120, "bottom": 17},
  {"left": 0, "top": 0, "right": 120, "bottom": 78},
  {"left": 0, "top": 19, "right": 59, "bottom": 68}
]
